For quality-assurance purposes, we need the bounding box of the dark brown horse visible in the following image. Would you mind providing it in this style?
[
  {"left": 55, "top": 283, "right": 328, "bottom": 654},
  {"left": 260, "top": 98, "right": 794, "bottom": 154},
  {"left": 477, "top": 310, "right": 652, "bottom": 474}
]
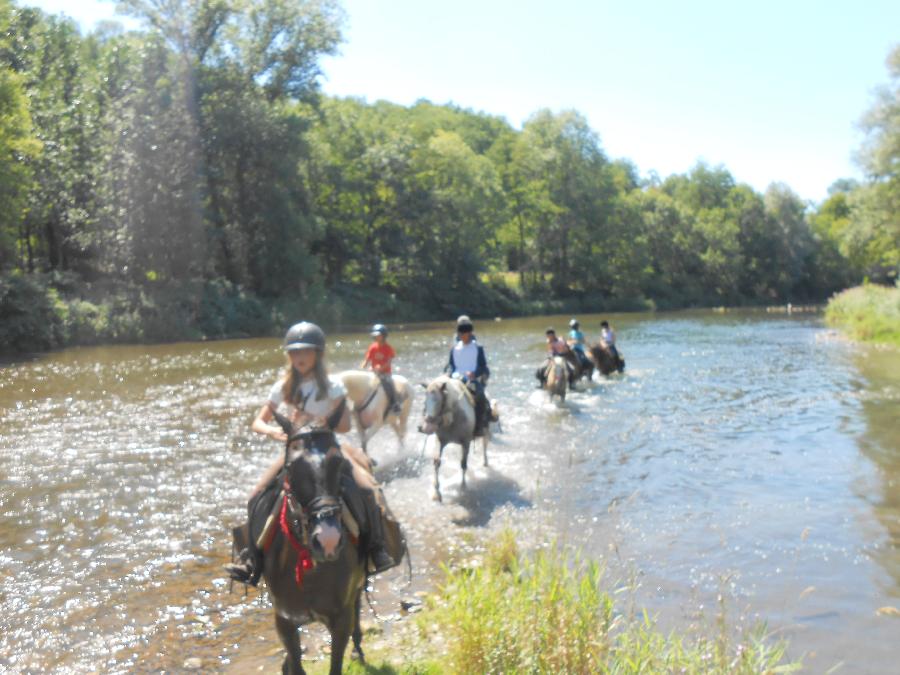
[
  {"left": 589, "top": 343, "right": 625, "bottom": 376},
  {"left": 262, "top": 415, "right": 367, "bottom": 675}
]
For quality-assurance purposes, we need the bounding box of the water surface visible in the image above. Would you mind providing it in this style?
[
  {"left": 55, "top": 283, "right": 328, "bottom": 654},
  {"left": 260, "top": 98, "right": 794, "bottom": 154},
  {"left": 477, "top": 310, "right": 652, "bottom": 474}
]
[{"left": 1, "top": 310, "right": 897, "bottom": 672}]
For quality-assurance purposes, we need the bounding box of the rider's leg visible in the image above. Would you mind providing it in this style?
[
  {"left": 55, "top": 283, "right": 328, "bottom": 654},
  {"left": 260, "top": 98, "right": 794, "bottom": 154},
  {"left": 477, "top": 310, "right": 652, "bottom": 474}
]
[
  {"left": 224, "top": 482, "right": 277, "bottom": 586},
  {"left": 340, "top": 465, "right": 395, "bottom": 574},
  {"left": 535, "top": 364, "right": 547, "bottom": 388},
  {"left": 468, "top": 381, "right": 488, "bottom": 435},
  {"left": 379, "top": 374, "right": 401, "bottom": 415}
]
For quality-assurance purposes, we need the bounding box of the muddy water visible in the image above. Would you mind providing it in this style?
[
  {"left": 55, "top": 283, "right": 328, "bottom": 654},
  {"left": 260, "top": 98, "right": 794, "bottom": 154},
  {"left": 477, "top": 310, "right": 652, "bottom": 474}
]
[{"left": 1, "top": 311, "right": 898, "bottom": 673}]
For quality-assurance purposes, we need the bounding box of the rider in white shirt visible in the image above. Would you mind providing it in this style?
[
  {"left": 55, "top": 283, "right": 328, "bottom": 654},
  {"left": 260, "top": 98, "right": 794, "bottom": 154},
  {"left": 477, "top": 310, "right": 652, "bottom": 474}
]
[{"left": 445, "top": 315, "right": 491, "bottom": 434}]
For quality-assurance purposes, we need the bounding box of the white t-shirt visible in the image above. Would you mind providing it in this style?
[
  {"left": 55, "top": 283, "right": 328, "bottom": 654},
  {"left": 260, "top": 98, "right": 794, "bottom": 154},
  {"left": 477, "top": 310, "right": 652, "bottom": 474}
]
[
  {"left": 601, "top": 328, "right": 616, "bottom": 346},
  {"left": 268, "top": 375, "right": 347, "bottom": 418},
  {"left": 451, "top": 340, "right": 479, "bottom": 376}
]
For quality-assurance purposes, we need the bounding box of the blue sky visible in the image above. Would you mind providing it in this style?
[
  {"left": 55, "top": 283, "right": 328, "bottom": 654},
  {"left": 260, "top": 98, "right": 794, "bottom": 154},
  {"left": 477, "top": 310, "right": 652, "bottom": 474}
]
[{"left": 23, "top": 0, "right": 900, "bottom": 202}]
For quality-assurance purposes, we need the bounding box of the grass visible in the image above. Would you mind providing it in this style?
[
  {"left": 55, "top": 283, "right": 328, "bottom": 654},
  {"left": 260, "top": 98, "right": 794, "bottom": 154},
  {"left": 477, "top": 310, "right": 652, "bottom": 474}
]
[
  {"left": 308, "top": 531, "right": 800, "bottom": 674},
  {"left": 825, "top": 282, "right": 900, "bottom": 346}
]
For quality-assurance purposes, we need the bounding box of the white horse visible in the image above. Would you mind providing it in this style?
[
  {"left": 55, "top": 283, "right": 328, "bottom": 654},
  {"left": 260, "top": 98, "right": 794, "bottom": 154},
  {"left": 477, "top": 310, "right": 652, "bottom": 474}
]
[
  {"left": 418, "top": 375, "right": 489, "bottom": 502},
  {"left": 337, "top": 370, "right": 413, "bottom": 454}
]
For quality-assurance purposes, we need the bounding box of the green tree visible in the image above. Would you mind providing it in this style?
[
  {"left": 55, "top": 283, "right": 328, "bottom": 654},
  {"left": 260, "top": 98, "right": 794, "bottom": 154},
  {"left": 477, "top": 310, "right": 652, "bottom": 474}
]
[
  {"left": 849, "top": 44, "right": 900, "bottom": 281},
  {"left": 0, "top": 60, "right": 40, "bottom": 271}
]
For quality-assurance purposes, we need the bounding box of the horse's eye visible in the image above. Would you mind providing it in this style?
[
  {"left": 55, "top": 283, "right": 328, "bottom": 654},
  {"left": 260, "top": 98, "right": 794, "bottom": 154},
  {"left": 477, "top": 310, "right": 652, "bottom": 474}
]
[{"left": 287, "top": 445, "right": 303, "bottom": 463}]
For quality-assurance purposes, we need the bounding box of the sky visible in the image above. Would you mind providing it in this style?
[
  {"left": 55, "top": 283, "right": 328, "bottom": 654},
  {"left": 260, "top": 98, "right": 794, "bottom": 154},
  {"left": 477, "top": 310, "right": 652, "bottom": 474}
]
[{"left": 23, "top": 0, "right": 900, "bottom": 203}]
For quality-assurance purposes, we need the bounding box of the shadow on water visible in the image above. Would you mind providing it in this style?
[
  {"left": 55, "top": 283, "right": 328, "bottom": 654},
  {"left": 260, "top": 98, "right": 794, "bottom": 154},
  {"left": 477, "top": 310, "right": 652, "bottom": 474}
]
[{"left": 450, "top": 468, "right": 532, "bottom": 528}]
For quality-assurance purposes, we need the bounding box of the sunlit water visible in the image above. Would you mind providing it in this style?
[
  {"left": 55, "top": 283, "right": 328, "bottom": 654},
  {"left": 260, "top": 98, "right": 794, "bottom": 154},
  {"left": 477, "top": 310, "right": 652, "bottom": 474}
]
[{"left": 1, "top": 311, "right": 898, "bottom": 673}]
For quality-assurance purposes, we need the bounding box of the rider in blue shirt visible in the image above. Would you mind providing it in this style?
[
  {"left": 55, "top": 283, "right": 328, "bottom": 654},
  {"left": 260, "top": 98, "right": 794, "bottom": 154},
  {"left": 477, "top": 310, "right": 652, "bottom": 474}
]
[{"left": 568, "top": 318, "right": 592, "bottom": 371}]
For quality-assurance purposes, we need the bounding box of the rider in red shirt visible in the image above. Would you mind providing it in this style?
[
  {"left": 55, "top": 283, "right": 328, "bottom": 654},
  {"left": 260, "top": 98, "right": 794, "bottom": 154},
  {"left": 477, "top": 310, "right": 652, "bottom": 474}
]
[{"left": 360, "top": 324, "right": 402, "bottom": 414}]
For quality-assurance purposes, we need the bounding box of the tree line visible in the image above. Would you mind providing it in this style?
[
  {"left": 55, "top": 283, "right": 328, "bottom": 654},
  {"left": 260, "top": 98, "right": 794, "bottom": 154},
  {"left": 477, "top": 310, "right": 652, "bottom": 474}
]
[{"left": 1, "top": 0, "right": 897, "bottom": 352}]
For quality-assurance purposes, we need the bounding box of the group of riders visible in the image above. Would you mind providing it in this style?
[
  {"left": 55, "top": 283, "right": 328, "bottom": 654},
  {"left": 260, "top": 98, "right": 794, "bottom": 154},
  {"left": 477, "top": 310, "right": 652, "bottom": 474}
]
[
  {"left": 535, "top": 318, "right": 622, "bottom": 388},
  {"left": 224, "top": 314, "right": 620, "bottom": 585},
  {"left": 224, "top": 314, "right": 495, "bottom": 586}
]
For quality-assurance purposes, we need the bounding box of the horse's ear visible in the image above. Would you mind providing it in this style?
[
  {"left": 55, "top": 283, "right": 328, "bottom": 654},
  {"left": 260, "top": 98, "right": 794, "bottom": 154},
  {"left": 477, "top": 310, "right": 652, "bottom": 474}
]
[
  {"left": 441, "top": 381, "right": 447, "bottom": 391},
  {"left": 272, "top": 410, "right": 292, "bottom": 435},
  {"left": 419, "top": 382, "right": 428, "bottom": 389}
]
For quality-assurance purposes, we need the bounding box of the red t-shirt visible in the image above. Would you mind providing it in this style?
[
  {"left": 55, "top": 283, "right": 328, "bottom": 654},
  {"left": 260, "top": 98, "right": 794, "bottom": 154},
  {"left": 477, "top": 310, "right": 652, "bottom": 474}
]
[{"left": 365, "top": 342, "right": 396, "bottom": 374}]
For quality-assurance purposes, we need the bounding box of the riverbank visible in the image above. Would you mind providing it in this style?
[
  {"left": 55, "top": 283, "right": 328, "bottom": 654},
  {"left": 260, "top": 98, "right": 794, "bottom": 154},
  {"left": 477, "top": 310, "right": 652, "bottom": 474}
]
[
  {"left": 302, "top": 532, "right": 798, "bottom": 674},
  {"left": 824, "top": 283, "right": 900, "bottom": 346},
  {"left": 1, "top": 271, "right": 827, "bottom": 356}
]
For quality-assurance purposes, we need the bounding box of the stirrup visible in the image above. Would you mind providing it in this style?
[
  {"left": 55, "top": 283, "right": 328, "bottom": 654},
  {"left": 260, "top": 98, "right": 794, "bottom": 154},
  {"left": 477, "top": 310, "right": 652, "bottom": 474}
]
[{"left": 223, "top": 561, "right": 255, "bottom": 585}]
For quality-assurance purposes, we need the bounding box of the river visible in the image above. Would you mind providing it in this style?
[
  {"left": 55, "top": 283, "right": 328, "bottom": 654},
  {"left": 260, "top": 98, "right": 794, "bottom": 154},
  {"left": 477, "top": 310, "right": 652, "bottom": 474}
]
[{"left": 1, "top": 310, "right": 898, "bottom": 673}]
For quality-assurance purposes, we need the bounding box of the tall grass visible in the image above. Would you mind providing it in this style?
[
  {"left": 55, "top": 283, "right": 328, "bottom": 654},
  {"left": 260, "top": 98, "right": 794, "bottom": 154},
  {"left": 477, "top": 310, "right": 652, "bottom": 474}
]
[
  {"left": 825, "top": 283, "right": 900, "bottom": 345},
  {"left": 416, "top": 530, "right": 799, "bottom": 674}
]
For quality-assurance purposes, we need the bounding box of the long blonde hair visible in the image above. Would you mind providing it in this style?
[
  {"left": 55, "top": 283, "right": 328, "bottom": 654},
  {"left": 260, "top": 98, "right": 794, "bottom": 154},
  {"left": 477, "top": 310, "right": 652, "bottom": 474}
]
[{"left": 281, "top": 350, "right": 330, "bottom": 408}]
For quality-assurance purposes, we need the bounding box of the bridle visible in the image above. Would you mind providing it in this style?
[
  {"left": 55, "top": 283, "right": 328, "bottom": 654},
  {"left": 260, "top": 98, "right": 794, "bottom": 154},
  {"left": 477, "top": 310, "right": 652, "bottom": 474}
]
[{"left": 272, "top": 408, "right": 348, "bottom": 585}]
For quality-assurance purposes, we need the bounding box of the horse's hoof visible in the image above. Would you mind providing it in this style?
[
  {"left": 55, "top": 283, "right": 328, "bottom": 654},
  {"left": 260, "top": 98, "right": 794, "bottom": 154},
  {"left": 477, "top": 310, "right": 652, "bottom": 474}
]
[
  {"left": 431, "top": 490, "right": 442, "bottom": 502},
  {"left": 352, "top": 648, "right": 366, "bottom": 664}
]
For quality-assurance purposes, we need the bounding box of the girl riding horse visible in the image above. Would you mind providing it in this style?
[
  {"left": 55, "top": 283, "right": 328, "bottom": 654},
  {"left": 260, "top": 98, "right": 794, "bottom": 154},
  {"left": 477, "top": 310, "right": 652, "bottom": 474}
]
[{"left": 225, "top": 321, "right": 395, "bottom": 585}]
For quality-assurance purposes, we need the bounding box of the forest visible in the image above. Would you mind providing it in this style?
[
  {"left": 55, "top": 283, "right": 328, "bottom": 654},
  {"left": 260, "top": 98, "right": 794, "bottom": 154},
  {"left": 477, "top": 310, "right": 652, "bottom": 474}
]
[{"left": 1, "top": 0, "right": 898, "bottom": 352}]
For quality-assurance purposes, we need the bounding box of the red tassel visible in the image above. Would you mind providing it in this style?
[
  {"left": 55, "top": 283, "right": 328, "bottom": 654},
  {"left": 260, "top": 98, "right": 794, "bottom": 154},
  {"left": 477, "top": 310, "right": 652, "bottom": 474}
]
[{"left": 279, "top": 494, "right": 315, "bottom": 587}]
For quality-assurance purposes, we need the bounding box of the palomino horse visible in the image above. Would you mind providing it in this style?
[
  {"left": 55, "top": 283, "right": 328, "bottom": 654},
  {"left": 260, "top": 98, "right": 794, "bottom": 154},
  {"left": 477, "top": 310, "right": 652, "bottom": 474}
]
[
  {"left": 418, "top": 374, "right": 487, "bottom": 503},
  {"left": 338, "top": 370, "right": 413, "bottom": 454},
  {"left": 260, "top": 415, "right": 367, "bottom": 675},
  {"left": 589, "top": 343, "right": 626, "bottom": 376},
  {"left": 544, "top": 355, "right": 569, "bottom": 402}
]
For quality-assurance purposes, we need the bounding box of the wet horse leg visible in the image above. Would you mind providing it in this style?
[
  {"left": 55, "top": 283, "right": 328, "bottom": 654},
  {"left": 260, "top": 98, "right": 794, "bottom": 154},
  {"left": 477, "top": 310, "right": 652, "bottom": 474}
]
[
  {"left": 275, "top": 614, "right": 304, "bottom": 675},
  {"left": 432, "top": 442, "right": 443, "bottom": 502},
  {"left": 351, "top": 592, "right": 365, "bottom": 663},
  {"left": 327, "top": 611, "right": 353, "bottom": 675},
  {"left": 460, "top": 440, "right": 470, "bottom": 491},
  {"left": 482, "top": 434, "right": 489, "bottom": 467}
]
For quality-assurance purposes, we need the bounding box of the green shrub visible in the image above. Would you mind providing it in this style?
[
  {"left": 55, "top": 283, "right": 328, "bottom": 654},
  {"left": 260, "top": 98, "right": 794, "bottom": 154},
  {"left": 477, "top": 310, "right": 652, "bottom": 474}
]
[
  {"left": 0, "top": 273, "right": 65, "bottom": 353},
  {"left": 417, "top": 531, "right": 798, "bottom": 674},
  {"left": 825, "top": 283, "right": 900, "bottom": 345}
]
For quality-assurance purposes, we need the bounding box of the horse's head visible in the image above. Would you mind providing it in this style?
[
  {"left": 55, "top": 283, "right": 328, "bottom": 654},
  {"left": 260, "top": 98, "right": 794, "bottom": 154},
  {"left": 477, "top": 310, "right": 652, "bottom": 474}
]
[
  {"left": 418, "top": 377, "right": 451, "bottom": 434},
  {"left": 274, "top": 413, "right": 348, "bottom": 563},
  {"left": 546, "top": 355, "right": 568, "bottom": 394}
]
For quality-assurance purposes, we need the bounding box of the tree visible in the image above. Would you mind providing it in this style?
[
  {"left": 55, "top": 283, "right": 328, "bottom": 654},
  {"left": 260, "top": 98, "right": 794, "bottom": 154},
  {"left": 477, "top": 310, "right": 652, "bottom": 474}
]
[{"left": 849, "top": 44, "right": 900, "bottom": 281}]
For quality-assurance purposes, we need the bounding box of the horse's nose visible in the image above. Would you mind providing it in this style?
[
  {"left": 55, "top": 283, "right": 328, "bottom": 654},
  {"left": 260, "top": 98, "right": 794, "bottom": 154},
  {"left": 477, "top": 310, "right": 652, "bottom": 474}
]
[{"left": 312, "top": 522, "right": 342, "bottom": 561}]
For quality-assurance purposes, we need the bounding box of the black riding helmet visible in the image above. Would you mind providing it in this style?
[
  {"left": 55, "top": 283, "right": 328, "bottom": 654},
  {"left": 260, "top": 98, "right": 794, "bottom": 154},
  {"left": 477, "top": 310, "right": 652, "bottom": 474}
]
[
  {"left": 283, "top": 321, "right": 326, "bottom": 351},
  {"left": 456, "top": 314, "right": 473, "bottom": 332},
  {"left": 569, "top": 318, "right": 580, "bottom": 329}
]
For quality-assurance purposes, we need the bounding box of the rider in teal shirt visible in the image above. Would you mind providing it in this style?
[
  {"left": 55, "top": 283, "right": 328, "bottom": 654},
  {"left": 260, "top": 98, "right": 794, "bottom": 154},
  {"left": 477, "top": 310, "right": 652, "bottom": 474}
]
[{"left": 568, "top": 318, "right": 592, "bottom": 371}]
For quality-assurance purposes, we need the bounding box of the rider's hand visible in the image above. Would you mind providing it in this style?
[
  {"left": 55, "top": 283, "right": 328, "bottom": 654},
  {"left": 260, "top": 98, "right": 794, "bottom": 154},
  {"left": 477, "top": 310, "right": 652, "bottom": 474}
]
[{"left": 268, "top": 425, "right": 287, "bottom": 442}]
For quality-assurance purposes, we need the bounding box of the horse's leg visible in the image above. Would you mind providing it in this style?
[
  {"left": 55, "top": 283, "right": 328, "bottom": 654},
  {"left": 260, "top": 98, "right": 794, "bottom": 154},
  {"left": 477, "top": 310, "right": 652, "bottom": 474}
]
[
  {"left": 482, "top": 434, "right": 489, "bottom": 467},
  {"left": 327, "top": 611, "right": 353, "bottom": 675},
  {"left": 351, "top": 591, "right": 365, "bottom": 663},
  {"left": 275, "top": 614, "right": 304, "bottom": 675},
  {"left": 431, "top": 443, "right": 443, "bottom": 502},
  {"left": 460, "top": 440, "right": 469, "bottom": 491}
]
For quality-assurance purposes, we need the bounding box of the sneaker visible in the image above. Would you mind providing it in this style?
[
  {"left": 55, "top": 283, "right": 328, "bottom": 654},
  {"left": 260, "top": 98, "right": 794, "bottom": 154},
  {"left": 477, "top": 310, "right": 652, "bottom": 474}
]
[{"left": 369, "top": 547, "right": 396, "bottom": 574}]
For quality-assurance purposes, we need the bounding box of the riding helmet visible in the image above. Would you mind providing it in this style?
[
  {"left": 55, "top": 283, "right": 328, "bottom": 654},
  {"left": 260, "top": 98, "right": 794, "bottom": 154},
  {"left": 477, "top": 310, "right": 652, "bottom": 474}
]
[
  {"left": 283, "top": 321, "right": 326, "bottom": 351},
  {"left": 456, "top": 314, "right": 473, "bottom": 331},
  {"left": 371, "top": 323, "right": 388, "bottom": 337},
  {"left": 569, "top": 318, "right": 579, "bottom": 329}
]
